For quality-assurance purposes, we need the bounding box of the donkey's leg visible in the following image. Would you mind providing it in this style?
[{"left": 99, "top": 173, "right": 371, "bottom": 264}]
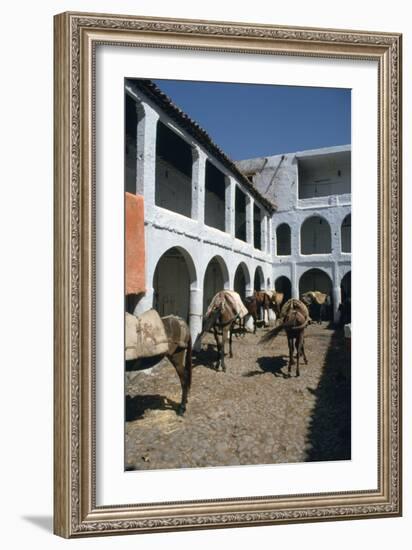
[
  {"left": 228, "top": 324, "right": 234, "bottom": 358},
  {"left": 301, "top": 335, "right": 308, "bottom": 365},
  {"left": 295, "top": 336, "right": 301, "bottom": 377},
  {"left": 170, "top": 350, "right": 189, "bottom": 415},
  {"left": 287, "top": 333, "right": 294, "bottom": 377},
  {"left": 220, "top": 327, "right": 228, "bottom": 372},
  {"left": 213, "top": 327, "right": 222, "bottom": 371}
]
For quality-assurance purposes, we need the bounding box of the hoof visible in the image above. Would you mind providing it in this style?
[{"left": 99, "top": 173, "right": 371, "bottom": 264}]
[{"left": 177, "top": 406, "right": 185, "bottom": 416}]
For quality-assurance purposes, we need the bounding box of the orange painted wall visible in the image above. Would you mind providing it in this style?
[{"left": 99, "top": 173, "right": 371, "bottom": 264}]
[{"left": 125, "top": 193, "right": 146, "bottom": 295}]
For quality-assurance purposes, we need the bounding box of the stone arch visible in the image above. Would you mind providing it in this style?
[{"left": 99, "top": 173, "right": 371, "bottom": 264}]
[
  {"left": 202, "top": 255, "right": 230, "bottom": 313},
  {"left": 254, "top": 266, "right": 265, "bottom": 291},
  {"left": 275, "top": 276, "right": 292, "bottom": 302},
  {"left": 276, "top": 223, "right": 291, "bottom": 256},
  {"left": 233, "top": 262, "right": 251, "bottom": 301},
  {"left": 341, "top": 214, "right": 351, "bottom": 253},
  {"left": 341, "top": 270, "right": 351, "bottom": 300},
  {"left": 300, "top": 215, "right": 332, "bottom": 255},
  {"left": 299, "top": 268, "right": 333, "bottom": 320},
  {"left": 152, "top": 246, "right": 197, "bottom": 323}
]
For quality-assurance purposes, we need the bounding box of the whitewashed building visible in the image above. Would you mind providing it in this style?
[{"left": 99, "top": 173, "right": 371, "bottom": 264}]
[
  {"left": 125, "top": 80, "right": 275, "bottom": 344},
  {"left": 236, "top": 145, "right": 351, "bottom": 323},
  {"left": 125, "top": 79, "right": 351, "bottom": 342}
]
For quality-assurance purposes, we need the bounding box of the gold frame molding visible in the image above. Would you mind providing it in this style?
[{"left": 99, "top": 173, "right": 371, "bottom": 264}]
[{"left": 54, "top": 11, "right": 402, "bottom": 538}]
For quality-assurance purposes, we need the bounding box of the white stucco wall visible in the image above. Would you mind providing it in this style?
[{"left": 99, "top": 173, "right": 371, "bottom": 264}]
[
  {"left": 126, "top": 82, "right": 273, "bottom": 344},
  {"left": 236, "top": 145, "right": 351, "bottom": 323}
]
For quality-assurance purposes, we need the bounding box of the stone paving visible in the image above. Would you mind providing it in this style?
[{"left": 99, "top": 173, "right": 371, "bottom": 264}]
[{"left": 125, "top": 323, "right": 351, "bottom": 471}]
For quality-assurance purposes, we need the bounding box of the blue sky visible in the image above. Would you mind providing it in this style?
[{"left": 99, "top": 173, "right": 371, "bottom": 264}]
[{"left": 153, "top": 79, "right": 351, "bottom": 161}]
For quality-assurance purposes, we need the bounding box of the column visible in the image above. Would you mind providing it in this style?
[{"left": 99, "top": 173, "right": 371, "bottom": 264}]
[
  {"left": 191, "top": 146, "right": 207, "bottom": 225},
  {"left": 261, "top": 214, "right": 268, "bottom": 253},
  {"left": 225, "top": 177, "right": 235, "bottom": 236},
  {"left": 135, "top": 102, "right": 159, "bottom": 220},
  {"left": 332, "top": 262, "right": 341, "bottom": 324},
  {"left": 331, "top": 216, "right": 340, "bottom": 255},
  {"left": 291, "top": 263, "right": 299, "bottom": 299},
  {"left": 190, "top": 287, "right": 204, "bottom": 351},
  {"left": 332, "top": 286, "right": 341, "bottom": 324},
  {"left": 246, "top": 196, "right": 254, "bottom": 245},
  {"left": 291, "top": 219, "right": 300, "bottom": 258},
  {"left": 268, "top": 216, "right": 274, "bottom": 257}
]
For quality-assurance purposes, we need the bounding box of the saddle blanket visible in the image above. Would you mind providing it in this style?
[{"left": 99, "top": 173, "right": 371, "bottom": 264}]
[
  {"left": 280, "top": 299, "right": 309, "bottom": 320},
  {"left": 304, "top": 291, "right": 327, "bottom": 305},
  {"left": 206, "top": 290, "right": 248, "bottom": 320},
  {"left": 125, "top": 309, "right": 169, "bottom": 361}
]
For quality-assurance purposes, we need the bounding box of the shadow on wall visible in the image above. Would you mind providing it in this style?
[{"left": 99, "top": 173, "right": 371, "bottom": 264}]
[{"left": 304, "top": 329, "right": 351, "bottom": 462}]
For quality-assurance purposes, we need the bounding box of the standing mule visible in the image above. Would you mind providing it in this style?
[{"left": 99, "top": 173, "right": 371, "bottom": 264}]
[
  {"left": 245, "top": 291, "right": 283, "bottom": 331},
  {"left": 125, "top": 311, "right": 192, "bottom": 415},
  {"left": 243, "top": 295, "right": 259, "bottom": 333},
  {"left": 301, "top": 291, "right": 328, "bottom": 324},
  {"left": 260, "top": 299, "right": 309, "bottom": 377},
  {"left": 254, "top": 291, "right": 273, "bottom": 327},
  {"left": 202, "top": 290, "right": 248, "bottom": 371}
]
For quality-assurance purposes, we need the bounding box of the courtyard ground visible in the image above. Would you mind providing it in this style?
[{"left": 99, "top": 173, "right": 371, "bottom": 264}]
[{"left": 125, "top": 322, "right": 351, "bottom": 470}]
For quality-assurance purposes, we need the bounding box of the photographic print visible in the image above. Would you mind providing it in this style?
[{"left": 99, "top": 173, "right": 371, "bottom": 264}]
[
  {"left": 54, "top": 12, "right": 401, "bottom": 537},
  {"left": 124, "top": 79, "right": 351, "bottom": 471}
]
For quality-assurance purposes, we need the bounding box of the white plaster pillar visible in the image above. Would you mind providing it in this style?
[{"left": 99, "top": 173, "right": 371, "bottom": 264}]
[
  {"left": 268, "top": 216, "right": 274, "bottom": 257},
  {"left": 291, "top": 263, "right": 299, "bottom": 299},
  {"left": 261, "top": 214, "right": 269, "bottom": 254},
  {"left": 332, "top": 262, "right": 341, "bottom": 323},
  {"left": 332, "top": 286, "right": 341, "bottom": 324},
  {"left": 291, "top": 220, "right": 300, "bottom": 258},
  {"left": 191, "top": 146, "right": 207, "bottom": 225},
  {"left": 190, "top": 287, "right": 204, "bottom": 351},
  {"left": 225, "top": 177, "right": 235, "bottom": 236},
  {"left": 331, "top": 218, "right": 341, "bottom": 255},
  {"left": 246, "top": 196, "right": 254, "bottom": 245},
  {"left": 136, "top": 102, "right": 159, "bottom": 219}
]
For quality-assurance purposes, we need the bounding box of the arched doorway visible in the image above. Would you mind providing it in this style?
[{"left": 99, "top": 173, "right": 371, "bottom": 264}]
[
  {"left": 341, "top": 271, "right": 351, "bottom": 301},
  {"left": 153, "top": 247, "right": 196, "bottom": 322},
  {"left": 340, "top": 271, "right": 351, "bottom": 325},
  {"left": 301, "top": 216, "right": 331, "bottom": 255},
  {"left": 254, "top": 266, "right": 264, "bottom": 291},
  {"left": 299, "top": 268, "right": 333, "bottom": 320},
  {"left": 275, "top": 276, "right": 292, "bottom": 302},
  {"left": 203, "top": 256, "right": 229, "bottom": 314},
  {"left": 276, "top": 223, "right": 291, "bottom": 256},
  {"left": 234, "top": 262, "right": 251, "bottom": 301}
]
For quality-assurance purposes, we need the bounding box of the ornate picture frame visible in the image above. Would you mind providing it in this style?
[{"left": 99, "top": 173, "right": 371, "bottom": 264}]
[{"left": 53, "top": 11, "right": 402, "bottom": 537}]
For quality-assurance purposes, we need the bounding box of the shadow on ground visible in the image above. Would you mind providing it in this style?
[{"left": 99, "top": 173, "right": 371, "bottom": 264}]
[
  {"left": 125, "top": 394, "right": 180, "bottom": 420},
  {"left": 244, "top": 355, "right": 289, "bottom": 378},
  {"left": 304, "top": 329, "right": 351, "bottom": 461},
  {"left": 192, "top": 344, "right": 220, "bottom": 370}
]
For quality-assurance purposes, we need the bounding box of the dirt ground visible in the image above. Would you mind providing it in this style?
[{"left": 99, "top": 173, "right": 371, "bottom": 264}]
[{"left": 125, "top": 322, "right": 351, "bottom": 471}]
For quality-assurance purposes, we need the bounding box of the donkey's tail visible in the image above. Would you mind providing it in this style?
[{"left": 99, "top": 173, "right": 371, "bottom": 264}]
[
  {"left": 185, "top": 334, "right": 193, "bottom": 390},
  {"left": 259, "top": 324, "right": 284, "bottom": 343}
]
